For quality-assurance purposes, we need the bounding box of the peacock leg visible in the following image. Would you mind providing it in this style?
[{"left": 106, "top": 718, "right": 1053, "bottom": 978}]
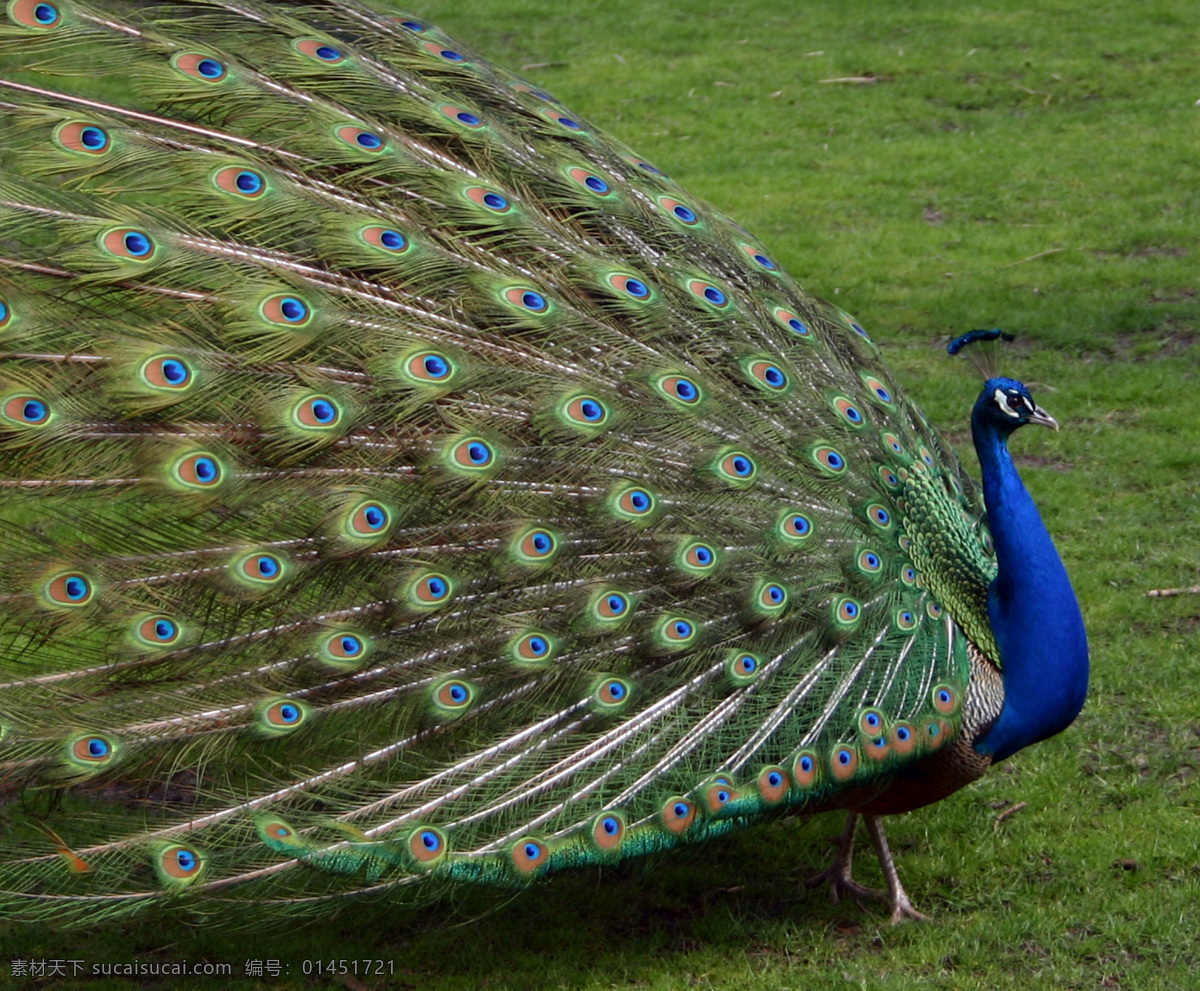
[
  {"left": 862, "top": 815, "right": 929, "bottom": 923},
  {"left": 806, "top": 811, "right": 889, "bottom": 906}
]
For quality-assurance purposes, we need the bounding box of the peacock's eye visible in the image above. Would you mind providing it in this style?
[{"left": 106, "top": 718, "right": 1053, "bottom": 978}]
[{"left": 1006, "top": 393, "right": 1022, "bottom": 409}]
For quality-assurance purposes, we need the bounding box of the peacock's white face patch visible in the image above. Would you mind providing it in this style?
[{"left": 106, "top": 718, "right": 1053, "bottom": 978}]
[{"left": 992, "top": 387, "right": 1034, "bottom": 419}]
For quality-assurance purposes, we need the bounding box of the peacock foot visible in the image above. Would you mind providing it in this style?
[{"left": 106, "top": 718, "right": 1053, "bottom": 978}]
[{"left": 806, "top": 812, "right": 930, "bottom": 923}]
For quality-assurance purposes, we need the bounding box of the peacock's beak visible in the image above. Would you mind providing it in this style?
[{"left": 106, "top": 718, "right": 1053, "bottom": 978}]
[{"left": 1028, "top": 405, "right": 1059, "bottom": 431}]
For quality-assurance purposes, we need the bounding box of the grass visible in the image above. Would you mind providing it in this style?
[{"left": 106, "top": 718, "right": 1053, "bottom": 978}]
[{"left": 5, "top": 0, "right": 1200, "bottom": 987}]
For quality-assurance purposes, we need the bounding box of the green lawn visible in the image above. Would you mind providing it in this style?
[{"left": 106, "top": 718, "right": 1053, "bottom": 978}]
[{"left": 5, "top": 0, "right": 1199, "bottom": 987}]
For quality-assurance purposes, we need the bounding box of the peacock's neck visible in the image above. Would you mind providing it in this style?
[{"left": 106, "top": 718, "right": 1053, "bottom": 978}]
[{"left": 970, "top": 408, "right": 1088, "bottom": 762}]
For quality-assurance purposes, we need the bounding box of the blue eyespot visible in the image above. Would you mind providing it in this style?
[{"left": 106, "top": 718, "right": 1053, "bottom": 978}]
[
  {"left": 124, "top": 232, "right": 151, "bottom": 256},
  {"left": 80, "top": 126, "right": 106, "bottom": 149},
  {"left": 483, "top": 192, "right": 508, "bottom": 210},
  {"left": 585, "top": 176, "right": 608, "bottom": 193},
  {"left": 356, "top": 131, "right": 382, "bottom": 149},
  {"left": 197, "top": 58, "right": 224, "bottom": 79}
]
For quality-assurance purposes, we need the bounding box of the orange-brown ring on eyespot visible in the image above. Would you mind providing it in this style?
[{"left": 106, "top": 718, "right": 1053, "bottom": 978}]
[
  {"left": 731, "top": 653, "right": 758, "bottom": 678},
  {"left": 565, "top": 395, "right": 607, "bottom": 426},
  {"left": 859, "top": 709, "right": 885, "bottom": 736},
  {"left": 749, "top": 360, "right": 787, "bottom": 391},
  {"left": 606, "top": 273, "right": 652, "bottom": 299},
  {"left": 595, "top": 592, "right": 628, "bottom": 619},
  {"left": 438, "top": 103, "right": 486, "bottom": 127},
  {"left": 405, "top": 351, "right": 452, "bottom": 381},
  {"left": 705, "top": 782, "right": 738, "bottom": 812},
  {"left": 11, "top": 0, "right": 62, "bottom": 27},
  {"left": 919, "top": 445, "right": 935, "bottom": 466},
  {"left": 4, "top": 395, "right": 49, "bottom": 424},
  {"left": 503, "top": 286, "right": 550, "bottom": 312},
  {"left": 159, "top": 845, "right": 203, "bottom": 879},
  {"left": 659, "top": 197, "right": 699, "bottom": 225},
  {"left": 326, "top": 632, "right": 365, "bottom": 659},
  {"left": 71, "top": 735, "right": 112, "bottom": 763},
  {"left": 260, "top": 293, "right": 311, "bottom": 326},
  {"left": 451, "top": 438, "right": 493, "bottom": 469},
  {"left": 102, "top": 228, "right": 155, "bottom": 260},
  {"left": 408, "top": 826, "right": 446, "bottom": 863},
  {"left": 757, "top": 766, "right": 789, "bottom": 804},
  {"left": 415, "top": 574, "right": 453, "bottom": 604},
  {"left": 540, "top": 107, "right": 584, "bottom": 129},
  {"left": 465, "top": 186, "right": 511, "bottom": 211},
  {"left": 835, "top": 397, "right": 865, "bottom": 424},
  {"left": 883, "top": 432, "right": 905, "bottom": 455},
  {"left": 294, "top": 38, "right": 347, "bottom": 63},
  {"left": 140, "top": 356, "right": 192, "bottom": 390},
  {"left": 890, "top": 721, "right": 917, "bottom": 755},
  {"left": 687, "top": 279, "right": 729, "bottom": 306},
  {"left": 792, "top": 751, "right": 819, "bottom": 787},
  {"left": 661, "top": 616, "right": 695, "bottom": 642},
  {"left": 879, "top": 465, "right": 901, "bottom": 488},
  {"left": 830, "top": 745, "right": 859, "bottom": 781},
  {"left": 518, "top": 529, "right": 555, "bottom": 558},
  {"left": 926, "top": 718, "right": 949, "bottom": 749},
  {"left": 932, "top": 685, "right": 959, "bottom": 714},
  {"left": 212, "top": 166, "right": 266, "bottom": 198},
  {"left": 617, "top": 488, "right": 654, "bottom": 516},
  {"left": 684, "top": 542, "right": 715, "bottom": 569},
  {"left": 242, "top": 554, "right": 283, "bottom": 582},
  {"left": 361, "top": 226, "right": 410, "bottom": 253},
  {"left": 901, "top": 565, "right": 918, "bottom": 586},
  {"left": 435, "top": 680, "right": 472, "bottom": 708},
  {"left": 512, "top": 838, "right": 547, "bottom": 873},
  {"left": 759, "top": 583, "right": 787, "bottom": 610},
  {"left": 720, "top": 452, "right": 756, "bottom": 481},
  {"left": 264, "top": 700, "right": 303, "bottom": 727},
  {"left": 591, "top": 813, "right": 625, "bottom": 851},
  {"left": 174, "top": 452, "right": 221, "bottom": 487},
  {"left": 294, "top": 396, "right": 340, "bottom": 428},
  {"left": 774, "top": 306, "right": 810, "bottom": 336},
  {"left": 813, "top": 446, "right": 847, "bottom": 473},
  {"left": 138, "top": 616, "right": 180, "bottom": 645},
  {"left": 262, "top": 820, "right": 291, "bottom": 842},
  {"left": 661, "top": 797, "right": 696, "bottom": 834},
  {"left": 864, "top": 376, "right": 894, "bottom": 405},
  {"left": 172, "top": 53, "right": 227, "bottom": 81},
  {"left": 349, "top": 502, "right": 389, "bottom": 535},
  {"left": 858, "top": 550, "right": 882, "bottom": 573},
  {"left": 46, "top": 573, "right": 93, "bottom": 606},
  {"left": 335, "top": 124, "right": 386, "bottom": 151},
  {"left": 567, "top": 166, "right": 613, "bottom": 195},
  {"left": 781, "top": 513, "right": 812, "bottom": 539},
  {"left": 56, "top": 121, "right": 109, "bottom": 154},
  {"left": 659, "top": 376, "right": 700, "bottom": 404},
  {"left": 864, "top": 735, "right": 890, "bottom": 761},
  {"left": 927, "top": 601, "right": 943, "bottom": 619},
  {"left": 513, "top": 632, "right": 552, "bottom": 662}
]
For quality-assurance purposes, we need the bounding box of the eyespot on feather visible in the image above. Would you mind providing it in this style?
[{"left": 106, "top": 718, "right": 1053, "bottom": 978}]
[
  {"left": 566, "top": 166, "right": 612, "bottom": 196},
  {"left": 291, "top": 395, "right": 342, "bottom": 431},
  {"left": 661, "top": 797, "right": 696, "bottom": 834},
  {"left": 590, "top": 812, "right": 626, "bottom": 851},
  {"left": 54, "top": 121, "right": 110, "bottom": 155},
  {"left": 100, "top": 228, "right": 156, "bottom": 261},
  {"left": 294, "top": 38, "right": 347, "bottom": 63},
  {"left": 44, "top": 572, "right": 94, "bottom": 608},
  {"left": 319, "top": 630, "right": 370, "bottom": 667},
  {"left": 757, "top": 766, "right": 789, "bottom": 804},
  {"left": 260, "top": 294, "right": 312, "bottom": 326},
  {"left": 422, "top": 41, "right": 469, "bottom": 64},
  {"left": 539, "top": 107, "right": 585, "bottom": 131},
  {"left": 511, "top": 838, "right": 548, "bottom": 873},
  {"left": 755, "top": 581, "right": 788, "bottom": 614},
  {"left": 679, "top": 540, "right": 718, "bottom": 574},
  {"left": 861, "top": 373, "right": 895, "bottom": 406},
  {"left": 69, "top": 734, "right": 115, "bottom": 764},
  {"left": 433, "top": 678, "right": 475, "bottom": 712},
  {"left": 512, "top": 526, "right": 558, "bottom": 565},
  {"left": 607, "top": 273, "right": 652, "bottom": 300},
  {"left": 777, "top": 511, "right": 813, "bottom": 543},
  {"left": 591, "top": 590, "right": 631, "bottom": 622},
  {"left": 156, "top": 844, "right": 205, "bottom": 883},
  {"left": 2, "top": 394, "right": 50, "bottom": 426},
  {"left": 726, "top": 651, "right": 761, "bottom": 685},
  {"left": 773, "top": 306, "right": 811, "bottom": 338},
  {"left": 890, "top": 721, "right": 917, "bottom": 754},
  {"left": 335, "top": 125, "right": 385, "bottom": 152},
  {"left": 261, "top": 699, "right": 307, "bottom": 732},
  {"left": 409, "top": 572, "right": 455, "bottom": 608},
  {"left": 792, "top": 751, "right": 819, "bottom": 787},
  {"left": 9, "top": 0, "right": 63, "bottom": 28},
  {"left": 170, "top": 452, "right": 222, "bottom": 489},
  {"left": 509, "top": 631, "right": 556, "bottom": 666},
  {"left": 402, "top": 350, "right": 456, "bottom": 384},
  {"left": 716, "top": 451, "right": 756, "bottom": 485},
  {"left": 464, "top": 186, "right": 512, "bottom": 213},
  {"left": 833, "top": 396, "right": 865, "bottom": 426},
  {"left": 439, "top": 103, "right": 486, "bottom": 128},
  {"left": 932, "top": 684, "right": 960, "bottom": 715},
  {"left": 812, "top": 445, "right": 847, "bottom": 474},
  {"left": 655, "top": 374, "right": 702, "bottom": 406},
  {"left": 347, "top": 501, "right": 391, "bottom": 538},
  {"left": 834, "top": 596, "right": 863, "bottom": 626},
  {"left": 171, "top": 52, "right": 228, "bottom": 82},
  {"left": 741, "top": 244, "right": 778, "bottom": 270},
  {"left": 139, "top": 355, "right": 193, "bottom": 391},
  {"left": 561, "top": 394, "right": 609, "bottom": 430},
  {"left": 360, "top": 226, "right": 410, "bottom": 254},
  {"left": 447, "top": 436, "right": 496, "bottom": 473},
  {"left": 686, "top": 279, "right": 729, "bottom": 308},
  {"left": 745, "top": 359, "right": 789, "bottom": 392},
  {"left": 212, "top": 166, "right": 267, "bottom": 198},
  {"left": 593, "top": 676, "right": 632, "bottom": 709},
  {"left": 611, "top": 485, "right": 656, "bottom": 521},
  {"left": 134, "top": 615, "right": 181, "bottom": 648},
  {"left": 407, "top": 826, "right": 447, "bottom": 864},
  {"left": 830, "top": 745, "right": 859, "bottom": 781},
  {"left": 659, "top": 197, "right": 700, "bottom": 225},
  {"left": 238, "top": 552, "right": 286, "bottom": 585},
  {"left": 503, "top": 287, "right": 550, "bottom": 313}
]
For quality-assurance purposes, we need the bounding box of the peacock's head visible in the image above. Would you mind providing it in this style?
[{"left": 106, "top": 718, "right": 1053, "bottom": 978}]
[{"left": 977, "top": 376, "right": 1058, "bottom": 434}]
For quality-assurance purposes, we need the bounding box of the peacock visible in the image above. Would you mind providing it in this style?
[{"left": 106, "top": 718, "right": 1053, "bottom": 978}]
[{"left": 0, "top": 0, "right": 1088, "bottom": 928}]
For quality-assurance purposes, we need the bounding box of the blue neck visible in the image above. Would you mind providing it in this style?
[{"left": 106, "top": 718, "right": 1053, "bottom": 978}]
[{"left": 970, "top": 401, "right": 1088, "bottom": 762}]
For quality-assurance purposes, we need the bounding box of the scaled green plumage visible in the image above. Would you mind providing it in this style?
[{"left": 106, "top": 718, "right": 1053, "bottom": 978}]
[{"left": 0, "top": 0, "right": 1016, "bottom": 928}]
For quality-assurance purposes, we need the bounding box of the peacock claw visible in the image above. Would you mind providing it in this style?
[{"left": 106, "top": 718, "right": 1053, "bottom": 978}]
[{"left": 807, "top": 812, "right": 930, "bottom": 923}]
